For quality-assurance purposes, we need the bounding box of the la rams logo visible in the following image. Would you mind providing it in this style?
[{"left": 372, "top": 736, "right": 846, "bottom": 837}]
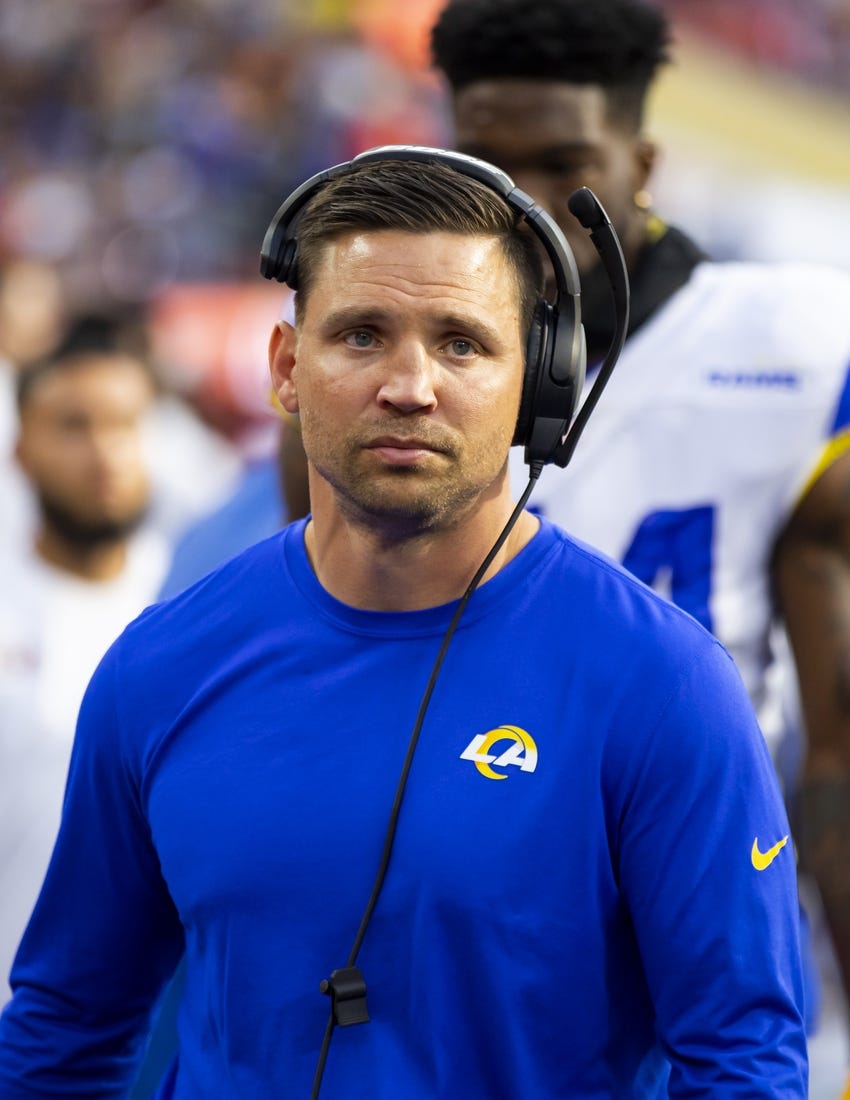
[{"left": 460, "top": 725, "right": 538, "bottom": 780}]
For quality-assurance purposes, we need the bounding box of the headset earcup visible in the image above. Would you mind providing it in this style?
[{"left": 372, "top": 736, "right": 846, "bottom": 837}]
[
  {"left": 277, "top": 239, "right": 299, "bottom": 290},
  {"left": 260, "top": 225, "right": 299, "bottom": 285},
  {"left": 520, "top": 301, "right": 588, "bottom": 465},
  {"left": 513, "top": 300, "right": 550, "bottom": 447}
]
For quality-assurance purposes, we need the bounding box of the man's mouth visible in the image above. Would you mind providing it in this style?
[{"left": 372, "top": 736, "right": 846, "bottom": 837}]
[{"left": 365, "top": 436, "right": 447, "bottom": 465}]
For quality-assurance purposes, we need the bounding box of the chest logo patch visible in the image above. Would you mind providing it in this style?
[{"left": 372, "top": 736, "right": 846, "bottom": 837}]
[
  {"left": 751, "top": 835, "right": 788, "bottom": 871},
  {"left": 460, "top": 725, "right": 538, "bottom": 780}
]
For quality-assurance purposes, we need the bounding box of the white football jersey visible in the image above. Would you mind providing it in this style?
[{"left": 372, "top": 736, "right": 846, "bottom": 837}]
[
  {"left": 512, "top": 260, "right": 850, "bottom": 728},
  {"left": 0, "top": 531, "right": 169, "bottom": 993}
]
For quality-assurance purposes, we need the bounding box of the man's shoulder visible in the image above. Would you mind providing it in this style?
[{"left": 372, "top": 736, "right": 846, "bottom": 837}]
[{"left": 537, "top": 519, "right": 719, "bottom": 645}]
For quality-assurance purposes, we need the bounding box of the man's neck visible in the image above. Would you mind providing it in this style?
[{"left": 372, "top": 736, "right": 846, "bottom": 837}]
[
  {"left": 304, "top": 500, "right": 539, "bottom": 612},
  {"left": 34, "top": 528, "right": 129, "bottom": 582}
]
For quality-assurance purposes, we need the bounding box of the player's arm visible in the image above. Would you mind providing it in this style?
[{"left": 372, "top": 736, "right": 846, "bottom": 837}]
[{"left": 773, "top": 444, "right": 850, "bottom": 1021}]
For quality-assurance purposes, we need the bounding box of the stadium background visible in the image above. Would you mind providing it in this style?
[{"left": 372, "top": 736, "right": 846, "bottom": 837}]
[{"left": 1, "top": 0, "right": 849, "bottom": 1094}]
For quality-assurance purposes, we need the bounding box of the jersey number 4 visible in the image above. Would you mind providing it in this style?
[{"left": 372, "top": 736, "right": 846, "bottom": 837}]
[{"left": 621, "top": 506, "right": 715, "bottom": 631}]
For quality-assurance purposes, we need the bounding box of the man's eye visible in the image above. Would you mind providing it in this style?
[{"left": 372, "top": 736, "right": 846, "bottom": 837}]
[
  {"left": 448, "top": 338, "right": 475, "bottom": 357},
  {"left": 345, "top": 331, "right": 375, "bottom": 348}
]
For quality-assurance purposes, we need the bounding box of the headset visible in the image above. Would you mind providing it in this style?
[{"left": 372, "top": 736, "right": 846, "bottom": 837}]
[
  {"left": 260, "top": 144, "right": 628, "bottom": 470},
  {"left": 259, "top": 146, "right": 630, "bottom": 1098}
]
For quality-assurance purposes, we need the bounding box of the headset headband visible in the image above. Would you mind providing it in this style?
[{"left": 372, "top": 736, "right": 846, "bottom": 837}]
[{"left": 260, "top": 144, "right": 580, "bottom": 304}]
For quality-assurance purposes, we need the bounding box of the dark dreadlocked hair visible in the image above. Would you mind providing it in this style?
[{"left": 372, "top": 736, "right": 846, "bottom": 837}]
[{"left": 430, "top": 0, "right": 672, "bottom": 131}]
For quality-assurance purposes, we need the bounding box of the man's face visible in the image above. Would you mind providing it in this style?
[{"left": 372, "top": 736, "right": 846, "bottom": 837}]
[
  {"left": 16, "top": 354, "right": 155, "bottom": 544},
  {"left": 270, "top": 229, "right": 526, "bottom": 535},
  {"left": 452, "top": 80, "right": 653, "bottom": 276}
]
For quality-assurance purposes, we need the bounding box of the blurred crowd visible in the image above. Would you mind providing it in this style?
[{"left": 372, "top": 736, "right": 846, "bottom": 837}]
[
  {"left": 665, "top": 0, "right": 850, "bottom": 91},
  {"left": 0, "top": 0, "right": 447, "bottom": 313}
]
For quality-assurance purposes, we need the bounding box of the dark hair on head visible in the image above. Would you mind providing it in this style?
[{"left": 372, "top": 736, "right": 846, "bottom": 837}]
[
  {"left": 16, "top": 312, "right": 154, "bottom": 411},
  {"left": 431, "top": 0, "right": 671, "bottom": 130},
  {"left": 293, "top": 158, "right": 545, "bottom": 333}
]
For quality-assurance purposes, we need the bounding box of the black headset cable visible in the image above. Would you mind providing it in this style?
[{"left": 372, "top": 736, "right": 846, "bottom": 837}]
[{"left": 309, "top": 461, "right": 544, "bottom": 1099}]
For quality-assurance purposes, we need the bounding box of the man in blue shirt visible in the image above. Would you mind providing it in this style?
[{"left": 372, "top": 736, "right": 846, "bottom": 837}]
[{"left": 0, "top": 150, "right": 806, "bottom": 1097}]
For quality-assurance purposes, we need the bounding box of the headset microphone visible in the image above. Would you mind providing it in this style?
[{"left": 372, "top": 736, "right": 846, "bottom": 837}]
[{"left": 553, "top": 187, "right": 630, "bottom": 469}]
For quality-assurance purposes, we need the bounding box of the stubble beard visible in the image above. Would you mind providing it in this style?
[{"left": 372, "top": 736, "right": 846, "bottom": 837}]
[{"left": 304, "top": 420, "right": 506, "bottom": 541}]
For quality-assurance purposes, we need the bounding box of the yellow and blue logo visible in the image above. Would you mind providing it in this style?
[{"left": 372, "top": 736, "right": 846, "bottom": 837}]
[{"left": 460, "top": 725, "right": 538, "bottom": 780}]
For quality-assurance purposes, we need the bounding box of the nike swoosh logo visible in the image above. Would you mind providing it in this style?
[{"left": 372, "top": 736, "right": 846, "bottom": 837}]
[{"left": 751, "top": 835, "right": 788, "bottom": 871}]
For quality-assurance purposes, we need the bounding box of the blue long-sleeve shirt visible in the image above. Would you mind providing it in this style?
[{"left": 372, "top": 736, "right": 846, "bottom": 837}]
[{"left": 0, "top": 519, "right": 807, "bottom": 1097}]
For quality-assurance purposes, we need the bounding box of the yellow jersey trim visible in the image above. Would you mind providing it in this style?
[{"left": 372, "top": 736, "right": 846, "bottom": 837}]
[{"left": 797, "top": 426, "right": 850, "bottom": 505}]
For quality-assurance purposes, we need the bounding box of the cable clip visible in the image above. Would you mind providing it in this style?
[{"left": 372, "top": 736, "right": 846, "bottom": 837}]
[{"left": 319, "top": 966, "right": 370, "bottom": 1027}]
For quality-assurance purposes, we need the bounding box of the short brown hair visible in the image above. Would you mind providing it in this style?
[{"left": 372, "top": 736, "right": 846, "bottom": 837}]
[{"left": 292, "top": 158, "right": 545, "bottom": 334}]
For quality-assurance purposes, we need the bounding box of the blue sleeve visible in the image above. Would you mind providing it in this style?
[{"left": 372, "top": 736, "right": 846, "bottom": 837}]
[
  {"left": 611, "top": 639, "right": 808, "bottom": 1097},
  {"left": 0, "top": 642, "right": 184, "bottom": 1097}
]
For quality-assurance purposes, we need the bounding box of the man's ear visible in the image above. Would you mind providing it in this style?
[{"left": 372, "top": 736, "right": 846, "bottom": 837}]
[
  {"left": 633, "top": 137, "right": 657, "bottom": 191},
  {"left": 269, "top": 320, "right": 299, "bottom": 415}
]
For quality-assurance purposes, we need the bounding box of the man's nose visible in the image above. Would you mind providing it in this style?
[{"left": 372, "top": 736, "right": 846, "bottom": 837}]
[{"left": 376, "top": 341, "right": 439, "bottom": 414}]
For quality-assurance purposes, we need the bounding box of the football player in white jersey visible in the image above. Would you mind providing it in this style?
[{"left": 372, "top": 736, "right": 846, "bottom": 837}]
[{"left": 427, "top": 0, "right": 850, "bottom": 1079}]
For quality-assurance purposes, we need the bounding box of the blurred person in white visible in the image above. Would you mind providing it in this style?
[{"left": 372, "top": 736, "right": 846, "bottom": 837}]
[{"left": 0, "top": 315, "right": 169, "bottom": 997}]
